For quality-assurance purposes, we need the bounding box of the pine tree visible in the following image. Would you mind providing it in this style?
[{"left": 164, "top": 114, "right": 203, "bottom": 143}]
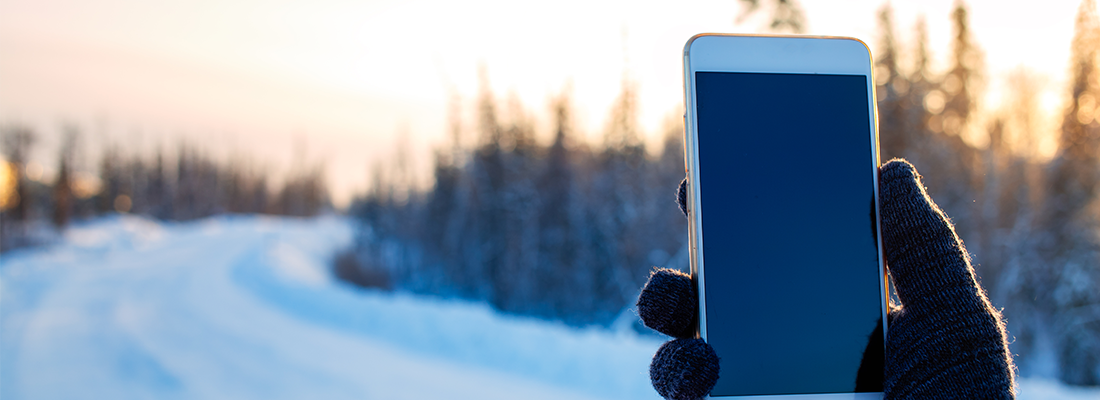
[
  {"left": 470, "top": 67, "right": 507, "bottom": 305},
  {"left": 913, "top": 0, "right": 983, "bottom": 247},
  {"left": 52, "top": 129, "right": 80, "bottom": 227},
  {"left": 935, "top": 1, "right": 983, "bottom": 138},
  {"left": 96, "top": 146, "right": 120, "bottom": 214},
  {"left": 496, "top": 91, "right": 540, "bottom": 314},
  {"left": 147, "top": 150, "right": 171, "bottom": 218},
  {"left": 1049, "top": 0, "right": 1100, "bottom": 222},
  {"left": 1041, "top": 0, "right": 1100, "bottom": 385},
  {"left": 875, "top": 4, "right": 908, "bottom": 160},
  {"left": 593, "top": 76, "right": 649, "bottom": 322},
  {"left": 737, "top": 0, "right": 806, "bottom": 33},
  {"left": 538, "top": 90, "right": 584, "bottom": 319},
  {"left": 420, "top": 90, "right": 468, "bottom": 296},
  {"left": 904, "top": 17, "right": 936, "bottom": 151},
  {"left": 1, "top": 126, "right": 35, "bottom": 223}
]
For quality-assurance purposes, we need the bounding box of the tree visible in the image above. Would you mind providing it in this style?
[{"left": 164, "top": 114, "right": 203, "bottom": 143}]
[
  {"left": 909, "top": 1, "right": 983, "bottom": 247},
  {"left": 940, "top": 0, "right": 983, "bottom": 137},
  {"left": 904, "top": 17, "right": 937, "bottom": 151},
  {"left": 590, "top": 76, "right": 650, "bottom": 323},
  {"left": 96, "top": 146, "right": 121, "bottom": 214},
  {"left": 1048, "top": 0, "right": 1100, "bottom": 222},
  {"left": 52, "top": 129, "right": 77, "bottom": 227},
  {"left": 146, "top": 150, "right": 173, "bottom": 219},
  {"left": 875, "top": 4, "right": 908, "bottom": 160},
  {"left": 1039, "top": 0, "right": 1100, "bottom": 385},
  {"left": 1, "top": 125, "right": 36, "bottom": 224},
  {"left": 537, "top": 89, "right": 585, "bottom": 319},
  {"left": 737, "top": 0, "right": 806, "bottom": 33}
]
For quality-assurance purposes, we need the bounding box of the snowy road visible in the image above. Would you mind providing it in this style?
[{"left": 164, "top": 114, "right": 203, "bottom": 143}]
[
  {"left": 0, "top": 215, "right": 660, "bottom": 400},
  {"left": 2, "top": 215, "right": 1097, "bottom": 400}
]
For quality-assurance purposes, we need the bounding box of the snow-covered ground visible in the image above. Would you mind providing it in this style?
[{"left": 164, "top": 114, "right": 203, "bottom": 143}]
[
  {"left": 1, "top": 215, "right": 659, "bottom": 400},
  {"left": 1, "top": 215, "right": 1096, "bottom": 400}
]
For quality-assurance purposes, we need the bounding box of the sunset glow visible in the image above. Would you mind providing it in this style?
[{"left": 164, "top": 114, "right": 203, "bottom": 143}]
[{"left": 0, "top": 0, "right": 1084, "bottom": 206}]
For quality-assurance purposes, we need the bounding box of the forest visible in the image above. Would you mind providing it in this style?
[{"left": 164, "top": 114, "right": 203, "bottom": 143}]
[
  {"left": 0, "top": 129, "right": 330, "bottom": 251},
  {"left": 1, "top": 0, "right": 1097, "bottom": 389},
  {"left": 344, "top": 0, "right": 1100, "bottom": 387}
]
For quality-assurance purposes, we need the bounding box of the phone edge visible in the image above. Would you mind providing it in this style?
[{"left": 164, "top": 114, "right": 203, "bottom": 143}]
[{"left": 683, "top": 33, "right": 889, "bottom": 399}]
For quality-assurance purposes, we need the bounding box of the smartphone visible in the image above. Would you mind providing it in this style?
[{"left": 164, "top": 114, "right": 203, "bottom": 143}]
[{"left": 683, "top": 34, "right": 888, "bottom": 399}]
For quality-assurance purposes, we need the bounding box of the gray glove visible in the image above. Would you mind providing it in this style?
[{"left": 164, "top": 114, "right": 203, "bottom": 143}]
[{"left": 637, "top": 159, "right": 1016, "bottom": 400}]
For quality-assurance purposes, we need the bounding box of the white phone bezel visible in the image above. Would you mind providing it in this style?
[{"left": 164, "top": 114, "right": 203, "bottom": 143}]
[{"left": 682, "top": 34, "right": 888, "bottom": 400}]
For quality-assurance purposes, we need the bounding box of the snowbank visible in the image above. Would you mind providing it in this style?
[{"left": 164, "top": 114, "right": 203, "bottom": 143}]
[
  {"left": 1, "top": 214, "right": 1096, "bottom": 400},
  {"left": 1, "top": 214, "right": 660, "bottom": 400}
]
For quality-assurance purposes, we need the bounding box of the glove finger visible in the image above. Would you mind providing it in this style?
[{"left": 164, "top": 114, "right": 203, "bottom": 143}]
[
  {"left": 879, "top": 159, "right": 1015, "bottom": 397},
  {"left": 878, "top": 159, "right": 978, "bottom": 311},
  {"left": 637, "top": 268, "right": 697, "bottom": 338},
  {"left": 651, "top": 338, "right": 720, "bottom": 400},
  {"left": 677, "top": 177, "right": 689, "bottom": 218}
]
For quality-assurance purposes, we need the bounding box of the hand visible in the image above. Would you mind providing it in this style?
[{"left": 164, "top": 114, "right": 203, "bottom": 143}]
[{"left": 636, "top": 159, "right": 1016, "bottom": 400}]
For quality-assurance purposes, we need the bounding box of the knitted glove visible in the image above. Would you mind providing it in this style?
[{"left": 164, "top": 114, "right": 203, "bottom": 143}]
[{"left": 637, "top": 159, "right": 1016, "bottom": 400}]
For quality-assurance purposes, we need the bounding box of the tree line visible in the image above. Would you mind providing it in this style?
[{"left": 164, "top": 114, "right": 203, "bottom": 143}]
[
  {"left": 876, "top": 0, "right": 1100, "bottom": 386},
  {"left": 0, "top": 127, "right": 330, "bottom": 252},
  {"left": 348, "top": 79, "right": 689, "bottom": 327}
]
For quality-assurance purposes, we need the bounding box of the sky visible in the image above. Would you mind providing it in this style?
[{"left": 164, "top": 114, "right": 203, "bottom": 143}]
[{"left": 0, "top": 0, "right": 1086, "bottom": 207}]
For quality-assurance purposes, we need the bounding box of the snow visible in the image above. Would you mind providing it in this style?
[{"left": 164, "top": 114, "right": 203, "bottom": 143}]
[
  {"left": 1, "top": 214, "right": 1097, "bottom": 400},
  {"left": 1, "top": 214, "right": 659, "bottom": 400},
  {"left": 1016, "top": 377, "right": 1100, "bottom": 400}
]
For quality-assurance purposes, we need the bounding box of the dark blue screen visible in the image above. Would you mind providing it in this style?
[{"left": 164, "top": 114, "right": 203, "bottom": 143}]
[{"left": 695, "top": 72, "right": 883, "bottom": 396}]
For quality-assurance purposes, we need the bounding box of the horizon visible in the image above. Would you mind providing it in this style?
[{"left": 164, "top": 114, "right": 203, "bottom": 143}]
[{"left": 0, "top": 0, "right": 1084, "bottom": 208}]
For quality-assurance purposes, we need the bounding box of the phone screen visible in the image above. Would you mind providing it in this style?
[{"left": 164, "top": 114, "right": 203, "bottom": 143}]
[{"left": 695, "top": 71, "right": 883, "bottom": 396}]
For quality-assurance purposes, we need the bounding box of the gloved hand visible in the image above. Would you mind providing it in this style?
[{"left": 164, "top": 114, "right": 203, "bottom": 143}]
[{"left": 636, "top": 159, "right": 1016, "bottom": 400}]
